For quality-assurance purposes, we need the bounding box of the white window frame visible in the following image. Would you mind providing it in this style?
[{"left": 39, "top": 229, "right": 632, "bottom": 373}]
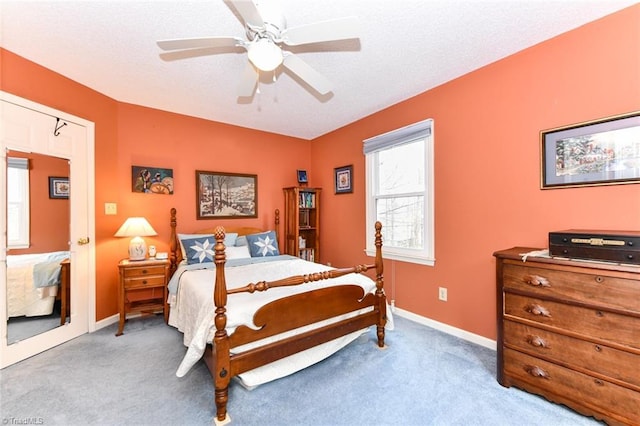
[
  {"left": 364, "top": 119, "right": 434, "bottom": 266},
  {"left": 7, "top": 157, "right": 30, "bottom": 249}
]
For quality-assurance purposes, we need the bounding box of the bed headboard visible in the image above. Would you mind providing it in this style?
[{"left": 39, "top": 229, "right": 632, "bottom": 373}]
[{"left": 169, "top": 208, "right": 280, "bottom": 275}]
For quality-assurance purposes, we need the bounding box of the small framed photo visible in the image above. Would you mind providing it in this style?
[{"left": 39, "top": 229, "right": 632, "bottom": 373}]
[
  {"left": 541, "top": 111, "right": 640, "bottom": 189},
  {"left": 297, "top": 169, "right": 308, "bottom": 184},
  {"left": 196, "top": 170, "right": 257, "bottom": 219},
  {"left": 334, "top": 165, "right": 353, "bottom": 194},
  {"left": 49, "top": 176, "right": 69, "bottom": 199}
]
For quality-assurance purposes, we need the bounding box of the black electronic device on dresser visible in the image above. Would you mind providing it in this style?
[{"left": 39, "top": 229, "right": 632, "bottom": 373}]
[{"left": 549, "top": 229, "right": 640, "bottom": 265}]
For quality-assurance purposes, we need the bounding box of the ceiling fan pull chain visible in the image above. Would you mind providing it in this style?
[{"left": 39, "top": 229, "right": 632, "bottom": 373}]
[
  {"left": 272, "top": 70, "right": 277, "bottom": 82},
  {"left": 256, "top": 69, "right": 261, "bottom": 94}
]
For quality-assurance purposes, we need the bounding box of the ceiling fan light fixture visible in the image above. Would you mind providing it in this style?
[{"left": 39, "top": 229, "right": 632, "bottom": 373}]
[{"left": 247, "top": 38, "right": 283, "bottom": 72}]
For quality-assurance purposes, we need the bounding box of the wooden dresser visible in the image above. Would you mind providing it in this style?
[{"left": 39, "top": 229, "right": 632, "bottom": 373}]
[{"left": 494, "top": 247, "right": 640, "bottom": 425}]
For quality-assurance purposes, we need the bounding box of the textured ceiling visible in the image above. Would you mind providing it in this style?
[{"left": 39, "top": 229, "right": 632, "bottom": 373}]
[{"left": 1, "top": 1, "right": 636, "bottom": 140}]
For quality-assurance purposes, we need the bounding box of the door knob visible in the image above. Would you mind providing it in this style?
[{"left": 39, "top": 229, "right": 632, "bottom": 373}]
[{"left": 77, "top": 237, "right": 90, "bottom": 245}]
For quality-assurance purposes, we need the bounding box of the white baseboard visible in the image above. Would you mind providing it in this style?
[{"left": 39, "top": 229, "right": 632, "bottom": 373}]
[
  {"left": 393, "top": 307, "right": 497, "bottom": 351},
  {"left": 94, "top": 313, "right": 119, "bottom": 331}
]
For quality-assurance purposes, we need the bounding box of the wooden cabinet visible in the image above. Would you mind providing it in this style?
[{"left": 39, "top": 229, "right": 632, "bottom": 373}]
[
  {"left": 283, "top": 187, "right": 321, "bottom": 262},
  {"left": 494, "top": 247, "right": 640, "bottom": 425},
  {"left": 117, "top": 259, "right": 170, "bottom": 336}
]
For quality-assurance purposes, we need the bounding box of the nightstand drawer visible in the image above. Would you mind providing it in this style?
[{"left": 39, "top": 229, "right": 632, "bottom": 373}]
[
  {"left": 123, "top": 275, "right": 166, "bottom": 289},
  {"left": 122, "top": 265, "right": 166, "bottom": 279}
]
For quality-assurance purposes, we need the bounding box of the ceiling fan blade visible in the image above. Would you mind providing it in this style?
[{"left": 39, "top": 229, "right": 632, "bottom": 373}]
[
  {"left": 281, "top": 17, "right": 360, "bottom": 46},
  {"left": 159, "top": 46, "right": 245, "bottom": 62},
  {"left": 157, "top": 36, "right": 244, "bottom": 51},
  {"left": 224, "top": 0, "right": 264, "bottom": 28},
  {"left": 237, "top": 61, "right": 258, "bottom": 97},
  {"left": 282, "top": 54, "right": 332, "bottom": 95}
]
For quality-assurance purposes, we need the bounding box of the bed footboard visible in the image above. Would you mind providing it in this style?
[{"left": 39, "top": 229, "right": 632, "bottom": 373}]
[{"left": 209, "top": 222, "right": 386, "bottom": 424}]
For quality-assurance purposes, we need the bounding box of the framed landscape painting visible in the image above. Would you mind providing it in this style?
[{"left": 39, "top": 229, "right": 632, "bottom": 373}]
[
  {"left": 541, "top": 111, "right": 640, "bottom": 189},
  {"left": 196, "top": 170, "right": 257, "bottom": 219}
]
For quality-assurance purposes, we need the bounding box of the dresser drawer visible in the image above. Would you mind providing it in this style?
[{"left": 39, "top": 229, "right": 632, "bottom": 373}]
[
  {"left": 123, "top": 275, "right": 166, "bottom": 290},
  {"left": 122, "top": 265, "right": 166, "bottom": 279},
  {"left": 504, "top": 293, "right": 640, "bottom": 350},
  {"left": 504, "top": 348, "right": 640, "bottom": 424},
  {"left": 502, "top": 262, "right": 640, "bottom": 313},
  {"left": 503, "top": 320, "right": 640, "bottom": 388}
]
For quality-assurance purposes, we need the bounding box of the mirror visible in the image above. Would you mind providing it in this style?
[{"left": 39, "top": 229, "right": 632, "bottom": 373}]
[{"left": 6, "top": 150, "right": 70, "bottom": 345}]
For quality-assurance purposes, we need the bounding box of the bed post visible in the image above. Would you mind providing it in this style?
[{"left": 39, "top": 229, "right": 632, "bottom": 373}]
[
  {"left": 275, "top": 208, "right": 280, "bottom": 242},
  {"left": 213, "top": 226, "right": 231, "bottom": 425},
  {"left": 169, "top": 208, "right": 178, "bottom": 277},
  {"left": 374, "top": 221, "right": 386, "bottom": 348}
]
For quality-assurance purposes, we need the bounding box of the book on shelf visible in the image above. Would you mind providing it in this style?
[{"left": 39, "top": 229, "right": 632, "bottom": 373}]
[
  {"left": 299, "top": 248, "right": 315, "bottom": 262},
  {"left": 298, "top": 192, "right": 316, "bottom": 208},
  {"left": 299, "top": 210, "right": 310, "bottom": 228}
]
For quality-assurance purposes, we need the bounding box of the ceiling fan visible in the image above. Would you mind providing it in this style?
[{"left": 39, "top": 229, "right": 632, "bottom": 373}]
[{"left": 156, "top": 0, "right": 360, "bottom": 97}]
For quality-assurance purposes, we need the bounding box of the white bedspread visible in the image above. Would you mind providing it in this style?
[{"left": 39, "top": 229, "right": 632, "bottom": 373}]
[
  {"left": 168, "top": 256, "right": 393, "bottom": 387},
  {"left": 6, "top": 251, "right": 69, "bottom": 318}
]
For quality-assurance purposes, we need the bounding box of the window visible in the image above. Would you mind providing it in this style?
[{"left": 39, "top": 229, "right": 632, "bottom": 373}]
[
  {"left": 7, "top": 157, "right": 30, "bottom": 249},
  {"left": 364, "top": 119, "right": 434, "bottom": 266}
]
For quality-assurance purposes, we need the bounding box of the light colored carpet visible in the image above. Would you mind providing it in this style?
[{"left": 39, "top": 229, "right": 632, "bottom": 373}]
[{"left": 0, "top": 314, "right": 602, "bottom": 425}]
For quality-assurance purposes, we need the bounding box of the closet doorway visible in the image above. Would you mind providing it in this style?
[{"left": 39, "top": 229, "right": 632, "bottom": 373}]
[{"left": 1, "top": 91, "right": 95, "bottom": 368}]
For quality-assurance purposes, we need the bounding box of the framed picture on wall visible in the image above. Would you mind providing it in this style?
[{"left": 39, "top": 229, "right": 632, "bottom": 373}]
[
  {"left": 334, "top": 165, "right": 353, "bottom": 194},
  {"left": 196, "top": 170, "right": 257, "bottom": 219},
  {"left": 297, "top": 169, "right": 308, "bottom": 184},
  {"left": 49, "top": 176, "right": 69, "bottom": 199},
  {"left": 541, "top": 111, "right": 640, "bottom": 189},
  {"left": 132, "top": 165, "right": 174, "bottom": 194}
]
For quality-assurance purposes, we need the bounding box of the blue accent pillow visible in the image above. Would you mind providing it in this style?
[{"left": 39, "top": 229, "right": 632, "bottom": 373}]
[
  {"left": 246, "top": 231, "right": 280, "bottom": 257},
  {"left": 182, "top": 236, "right": 217, "bottom": 264},
  {"left": 178, "top": 232, "right": 238, "bottom": 259}
]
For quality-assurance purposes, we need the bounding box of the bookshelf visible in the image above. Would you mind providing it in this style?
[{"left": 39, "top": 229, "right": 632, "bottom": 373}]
[{"left": 283, "top": 187, "right": 321, "bottom": 262}]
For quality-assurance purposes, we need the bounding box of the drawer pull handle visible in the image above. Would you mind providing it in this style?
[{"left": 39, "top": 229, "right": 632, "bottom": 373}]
[
  {"left": 142, "top": 269, "right": 148, "bottom": 274},
  {"left": 142, "top": 280, "right": 148, "bottom": 285},
  {"left": 525, "top": 304, "right": 551, "bottom": 317},
  {"left": 595, "top": 276, "right": 604, "bottom": 283},
  {"left": 526, "top": 335, "right": 549, "bottom": 348},
  {"left": 594, "top": 379, "right": 604, "bottom": 387},
  {"left": 594, "top": 345, "right": 602, "bottom": 352},
  {"left": 595, "top": 310, "right": 604, "bottom": 317},
  {"left": 524, "top": 365, "right": 549, "bottom": 379},
  {"left": 524, "top": 275, "right": 550, "bottom": 287}
]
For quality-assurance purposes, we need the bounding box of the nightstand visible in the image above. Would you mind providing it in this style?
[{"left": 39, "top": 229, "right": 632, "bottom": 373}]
[{"left": 117, "top": 258, "right": 170, "bottom": 336}]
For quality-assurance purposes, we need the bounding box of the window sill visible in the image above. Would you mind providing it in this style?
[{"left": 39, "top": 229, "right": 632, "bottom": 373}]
[{"left": 364, "top": 249, "right": 435, "bottom": 267}]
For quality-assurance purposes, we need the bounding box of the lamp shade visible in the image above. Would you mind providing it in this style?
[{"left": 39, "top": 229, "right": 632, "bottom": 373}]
[
  {"left": 247, "top": 38, "right": 283, "bottom": 72},
  {"left": 115, "top": 217, "right": 157, "bottom": 261}
]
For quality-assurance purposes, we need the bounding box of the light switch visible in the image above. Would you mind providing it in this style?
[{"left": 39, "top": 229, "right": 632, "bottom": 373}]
[{"left": 105, "top": 202, "right": 117, "bottom": 215}]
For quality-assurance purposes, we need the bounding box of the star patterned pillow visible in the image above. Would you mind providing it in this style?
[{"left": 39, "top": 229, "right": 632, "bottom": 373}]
[
  {"left": 182, "top": 237, "right": 217, "bottom": 264},
  {"left": 246, "top": 231, "right": 280, "bottom": 257}
]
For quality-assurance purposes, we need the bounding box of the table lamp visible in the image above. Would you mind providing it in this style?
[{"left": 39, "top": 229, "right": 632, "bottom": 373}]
[{"left": 114, "top": 217, "right": 157, "bottom": 261}]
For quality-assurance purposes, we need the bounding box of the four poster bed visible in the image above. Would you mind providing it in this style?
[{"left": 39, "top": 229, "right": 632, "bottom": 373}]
[{"left": 167, "top": 207, "right": 389, "bottom": 424}]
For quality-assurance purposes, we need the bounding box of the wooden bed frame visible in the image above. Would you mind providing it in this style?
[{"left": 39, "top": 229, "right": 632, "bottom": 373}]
[{"left": 168, "top": 207, "right": 387, "bottom": 424}]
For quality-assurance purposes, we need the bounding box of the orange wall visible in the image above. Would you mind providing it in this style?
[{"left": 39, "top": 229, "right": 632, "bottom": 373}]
[
  {"left": 312, "top": 5, "right": 640, "bottom": 339},
  {"left": 2, "top": 5, "right": 639, "bottom": 336}
]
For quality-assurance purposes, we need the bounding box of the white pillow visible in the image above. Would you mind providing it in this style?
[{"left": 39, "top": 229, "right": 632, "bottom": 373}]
[{"left": 225, "top": 245, "right": 251, "bottom": 260}]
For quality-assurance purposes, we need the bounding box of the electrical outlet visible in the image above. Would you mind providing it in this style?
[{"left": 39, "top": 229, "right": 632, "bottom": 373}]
[{"left": 438, "top": 287, "right": 448, "bottom": 302}]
